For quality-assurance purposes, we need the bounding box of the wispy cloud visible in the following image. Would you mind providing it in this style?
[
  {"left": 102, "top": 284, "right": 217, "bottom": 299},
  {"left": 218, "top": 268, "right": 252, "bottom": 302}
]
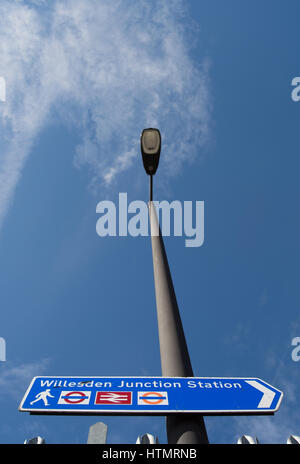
[
  {"left": 0, "top": 358, "right": 50, "bottom": 401},
  {"left": 0, "top": 0, "right": 211, "bottom": 230},
  {"left": 229, "top": 353, "right": 300, "bottom": 444},
  {"left": 231, "top": 402, "right": 299, "bottom": 444}
]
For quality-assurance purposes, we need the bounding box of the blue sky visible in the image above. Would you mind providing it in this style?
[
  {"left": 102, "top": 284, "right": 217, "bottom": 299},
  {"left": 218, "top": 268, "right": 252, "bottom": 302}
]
[{"left": 0, "top": 0, "right": 300, "bottom": 444}]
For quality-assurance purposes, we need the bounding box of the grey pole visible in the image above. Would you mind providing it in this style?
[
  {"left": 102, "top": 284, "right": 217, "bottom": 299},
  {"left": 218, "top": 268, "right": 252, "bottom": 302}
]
[
  {"left": 87, "top": 422, "right": 108, "bottom": 444},
  {"left": 149, "top": 201, "right": 209, "bottom": 444}
]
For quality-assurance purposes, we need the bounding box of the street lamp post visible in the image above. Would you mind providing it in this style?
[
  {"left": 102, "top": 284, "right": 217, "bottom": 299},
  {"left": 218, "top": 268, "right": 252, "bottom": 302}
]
[{"left": 140, "top": 128, "right": 209, "bottom": 444}]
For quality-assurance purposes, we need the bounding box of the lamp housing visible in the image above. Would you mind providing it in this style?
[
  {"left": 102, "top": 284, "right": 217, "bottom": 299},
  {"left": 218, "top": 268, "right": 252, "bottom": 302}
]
[{"left": 140, "top": 128, "right": 161, "bottom": 175}]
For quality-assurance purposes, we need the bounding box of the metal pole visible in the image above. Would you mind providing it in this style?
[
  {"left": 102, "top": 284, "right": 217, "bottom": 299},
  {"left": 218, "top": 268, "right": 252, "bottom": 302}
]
[
  {"left": 149, "top": 200, "right": 209, "bottom": 444},
  {"left": 150, "top": 174, "right": 153, "bottom": 202},
  {"left": 87, "top": 422, "right": 108, "bottom": 444}
]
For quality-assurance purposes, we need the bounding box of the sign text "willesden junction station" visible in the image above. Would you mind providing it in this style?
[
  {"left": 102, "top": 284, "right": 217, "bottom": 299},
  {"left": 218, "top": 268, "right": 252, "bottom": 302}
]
[{"left": 19, "top": 376, "right": 283, "bottom": 416}]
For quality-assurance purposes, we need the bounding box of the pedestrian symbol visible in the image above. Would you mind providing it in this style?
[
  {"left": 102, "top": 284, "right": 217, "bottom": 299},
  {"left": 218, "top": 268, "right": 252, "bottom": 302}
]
[{"left": 30, "top": 389, "right": 54, "bottom": 406}]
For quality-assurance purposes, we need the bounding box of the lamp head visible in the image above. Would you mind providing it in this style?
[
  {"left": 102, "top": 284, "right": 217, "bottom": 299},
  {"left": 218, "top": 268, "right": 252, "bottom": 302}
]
[{"left": 140, "top": 128, "right": 161, "bottom": 175}]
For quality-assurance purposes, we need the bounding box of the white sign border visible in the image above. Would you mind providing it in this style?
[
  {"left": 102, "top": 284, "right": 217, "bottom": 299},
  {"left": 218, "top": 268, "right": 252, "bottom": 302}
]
[{"left": 18, "top": 376, "right": 283, "bottom": 415}]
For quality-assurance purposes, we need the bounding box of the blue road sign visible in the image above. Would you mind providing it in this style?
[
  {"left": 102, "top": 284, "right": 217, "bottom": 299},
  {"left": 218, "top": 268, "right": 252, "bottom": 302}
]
[{"left": 19, "top": 376, "right": 283, "bottom": 415}]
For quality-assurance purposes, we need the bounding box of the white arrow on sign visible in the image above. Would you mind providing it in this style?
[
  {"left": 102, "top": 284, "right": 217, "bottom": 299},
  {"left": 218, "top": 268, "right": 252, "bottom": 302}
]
[{"left": 245, "top": 381, "right": 276, "bottom": 408}]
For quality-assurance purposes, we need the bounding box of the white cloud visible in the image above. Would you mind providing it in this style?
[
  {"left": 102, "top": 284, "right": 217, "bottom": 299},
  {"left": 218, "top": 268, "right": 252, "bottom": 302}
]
[
  {"left": 0, "top": 0, "right": 211, "bottom": 230},
  {"left": 231, "top": 404, "right": 299, "bottom": 444},
  {"left": 229, "top": 358, "right": 300, "bottom": 444},
  {"left": 0, "top": 358, "right": 50, "bottom": 401}
]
